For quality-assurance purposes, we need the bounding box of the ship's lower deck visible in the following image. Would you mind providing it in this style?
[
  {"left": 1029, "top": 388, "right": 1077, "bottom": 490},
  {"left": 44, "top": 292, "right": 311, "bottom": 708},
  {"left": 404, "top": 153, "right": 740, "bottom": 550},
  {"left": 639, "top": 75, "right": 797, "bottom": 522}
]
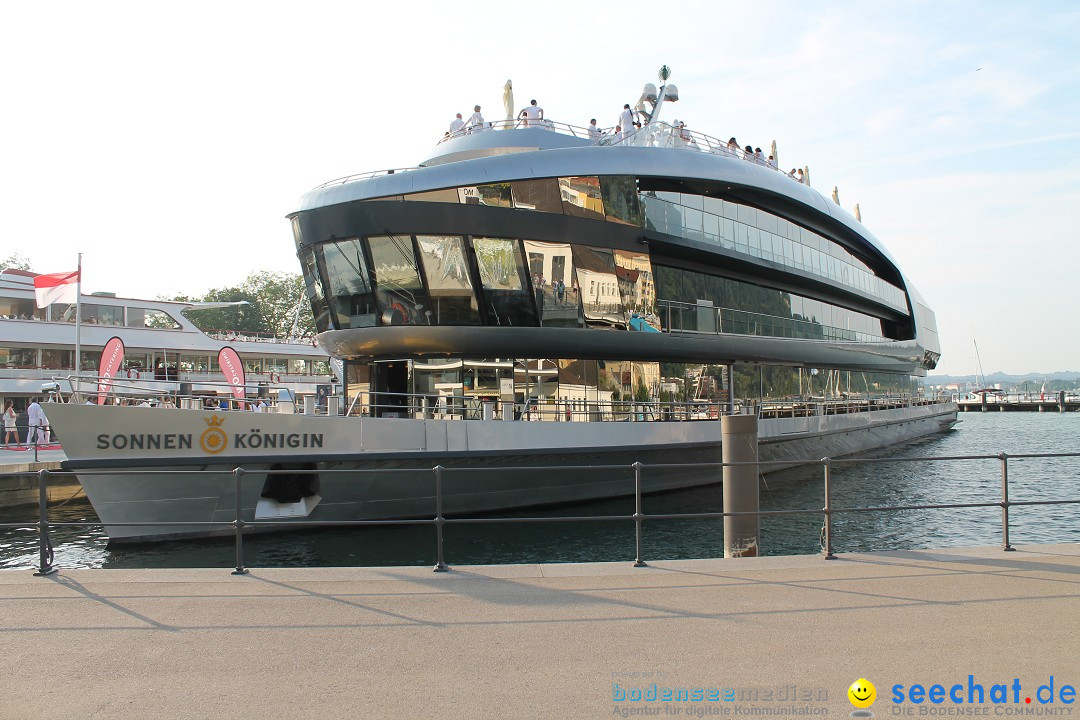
[{"left": 48, "top": 401, "right": 958, "bottom": 542}]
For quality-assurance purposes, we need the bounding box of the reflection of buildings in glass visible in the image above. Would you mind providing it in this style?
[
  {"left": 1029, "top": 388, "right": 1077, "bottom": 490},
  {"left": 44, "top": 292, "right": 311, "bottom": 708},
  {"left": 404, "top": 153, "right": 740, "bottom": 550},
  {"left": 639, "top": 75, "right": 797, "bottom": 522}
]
[
  {"left": 613, "top": 250, "right": 656, "bottom": 315},
  {"left": 571, "top": 246, "right": 624, "bottom": 325},
  {"left": 558, "top": 177, "right": 603, "bottom": 218}
]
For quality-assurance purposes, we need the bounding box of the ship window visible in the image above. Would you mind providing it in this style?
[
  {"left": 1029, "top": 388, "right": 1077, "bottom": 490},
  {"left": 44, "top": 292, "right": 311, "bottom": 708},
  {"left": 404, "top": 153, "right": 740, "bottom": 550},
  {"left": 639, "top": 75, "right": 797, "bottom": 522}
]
[
  {"left": 0, "top": 297, "right": 43, "bottom": 321},
  {"left": 415, "top": 235, "right": 481, "bottom": 325},
  {"left": 404, "top": 188, "right": 460, "bottom": 203},
  {"left": 510, "top": 179, "right": 563, "bottom": 213},
  {"left": 572, "top": 246, "right": 626, "bottom": 327},
  {"left": 458, "top": 183, "right": 512, "bottom": 207},
  {"left": 180, "top": 354, "right": 210, "bottom": 373},
  {"left": 0, "top": 347, "right": 37, "bottom": 367},
  {"left": 599, "top": 176, "right": 641, "bottom": 226},
  {"left": 320, "top": 238, "right": 377, "bottom": 329},
  {"left": 558, "top": 177, "right": 605, "bottom": 220},
  {"left": 127, "top": 308, "right": 181, "bottom": 330},
  {"left": 75, "top": 303, "right": 123, "bottom": 326},
  {"left": 41, "top": 349, "right": 73, "bottom": 370},
  {"left": 523, "top": 240, "right": 583, "bottom": 328},
  {"left": 684, "top": 207, "right": 704, "bottom": 243},
  {"left": 471, "top": 237, "right": 539, "bottom": 327},
  {"left": 614, "top": 250, "right": 661, "bottom": 331},
  {"left": 367, "top": 235, "right": 432, "bottom": 327},
  {"left": 299, "top": 247, "right": 333, "bottom": 334}
]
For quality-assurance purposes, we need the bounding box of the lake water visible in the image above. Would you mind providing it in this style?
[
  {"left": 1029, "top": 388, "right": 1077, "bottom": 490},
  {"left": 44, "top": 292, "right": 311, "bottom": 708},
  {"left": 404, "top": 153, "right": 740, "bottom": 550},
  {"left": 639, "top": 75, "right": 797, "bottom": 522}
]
[{"left": 1, "top": 412, "right": 1077, "bottom": 570}]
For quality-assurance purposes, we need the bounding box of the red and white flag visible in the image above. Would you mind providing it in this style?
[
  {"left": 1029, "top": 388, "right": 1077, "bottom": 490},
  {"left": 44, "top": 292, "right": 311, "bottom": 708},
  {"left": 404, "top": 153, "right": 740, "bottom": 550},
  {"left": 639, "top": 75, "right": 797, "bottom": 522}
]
[{"left": 33, "top": 270, "right": 80, "bottom": 309}]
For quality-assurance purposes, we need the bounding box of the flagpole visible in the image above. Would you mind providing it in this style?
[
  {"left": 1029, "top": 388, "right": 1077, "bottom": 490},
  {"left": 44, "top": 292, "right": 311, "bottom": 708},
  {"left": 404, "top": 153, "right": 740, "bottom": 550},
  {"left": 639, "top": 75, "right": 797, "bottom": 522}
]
[{"left": 75, "top": 253, "right": 83, "bottom": 385}]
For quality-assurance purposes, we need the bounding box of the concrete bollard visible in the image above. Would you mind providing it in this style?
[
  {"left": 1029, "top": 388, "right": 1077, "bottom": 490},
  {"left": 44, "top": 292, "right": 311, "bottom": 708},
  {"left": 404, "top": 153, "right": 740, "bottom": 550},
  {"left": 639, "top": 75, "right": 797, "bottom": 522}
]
[{"left": 722, "top": 414, "right": 759, "bottom": 558}]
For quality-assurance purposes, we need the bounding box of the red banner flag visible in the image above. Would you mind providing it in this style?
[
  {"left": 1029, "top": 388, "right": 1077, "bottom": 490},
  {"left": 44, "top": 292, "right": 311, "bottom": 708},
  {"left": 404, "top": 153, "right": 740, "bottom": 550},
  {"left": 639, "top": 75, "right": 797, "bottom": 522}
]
[
  {"left": 97, "top": 336, "right": 126, "bottom": 406},
  {"left": 218, "top": 346, "right": 247, "bottom": 405},
  {"left": 33, "top": 270, "right": 80, "bottom": 309}
]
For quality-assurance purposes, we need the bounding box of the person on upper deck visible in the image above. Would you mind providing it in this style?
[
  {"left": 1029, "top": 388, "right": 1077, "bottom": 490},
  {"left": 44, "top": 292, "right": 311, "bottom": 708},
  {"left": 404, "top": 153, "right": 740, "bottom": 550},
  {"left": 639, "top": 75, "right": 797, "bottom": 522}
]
[
  {"left": 744, "top": 145, "right": 754, "bottom": 160},
  {"left": 467, "top": 105, "right": 485, "bottom": 131},
  {"left": 519, "top": 99, "right": 544, "bottom": 127},
  {"left": 449, "top": 113, "right": 464, "bottom": 134},
  {"left": 767, "top": 154, "right": 777, "bottom": 169},
  {"left": 754, "top": 147, "right": 765, "bottom": 164},
  {"left": 677, "top": 121, "right": 691, "bottom": 145},
  {"left": 612, "top": 125, "right": 624, "bottom": 144},
  {"left": 588, "top": 118, "right": 602, "bottom": 139},
  {"left": 619, "top": 104, "right": 634, "bottom": 136},
  {"left": 796, "top": 168, "right": 805, "bottom": 183}
]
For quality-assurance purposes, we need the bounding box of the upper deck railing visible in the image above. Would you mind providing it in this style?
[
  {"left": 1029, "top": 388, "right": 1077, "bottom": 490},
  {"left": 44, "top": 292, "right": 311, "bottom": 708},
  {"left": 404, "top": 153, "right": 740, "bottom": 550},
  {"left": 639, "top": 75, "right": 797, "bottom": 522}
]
[{"left": 313, "top": 119, "right": 810, "bottom": 190}]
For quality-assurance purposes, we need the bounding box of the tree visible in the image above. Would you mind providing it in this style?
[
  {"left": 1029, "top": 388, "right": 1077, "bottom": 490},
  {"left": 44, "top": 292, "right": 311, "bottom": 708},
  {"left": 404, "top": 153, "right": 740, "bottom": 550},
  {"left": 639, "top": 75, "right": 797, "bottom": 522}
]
[
  {"left": 1, "top": 253, "right": 32, "bottom": 272},
  {"left": 173, "top": 271, "right": 316, "bottom": 339}
]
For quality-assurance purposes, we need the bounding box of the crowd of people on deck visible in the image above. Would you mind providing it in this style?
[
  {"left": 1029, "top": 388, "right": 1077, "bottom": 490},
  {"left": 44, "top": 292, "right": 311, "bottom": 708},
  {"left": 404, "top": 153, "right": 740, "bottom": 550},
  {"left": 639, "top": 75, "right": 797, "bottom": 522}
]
[{"left": 444, "top": 97, "right": 808, "bottom": 184}]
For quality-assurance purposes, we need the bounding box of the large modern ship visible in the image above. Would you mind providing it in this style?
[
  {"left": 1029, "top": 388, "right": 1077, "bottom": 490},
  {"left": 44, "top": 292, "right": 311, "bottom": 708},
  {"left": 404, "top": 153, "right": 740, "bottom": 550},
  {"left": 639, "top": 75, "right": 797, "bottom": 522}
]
[{"left": 45, "top": 72, "right": 957, "bottom": 542}]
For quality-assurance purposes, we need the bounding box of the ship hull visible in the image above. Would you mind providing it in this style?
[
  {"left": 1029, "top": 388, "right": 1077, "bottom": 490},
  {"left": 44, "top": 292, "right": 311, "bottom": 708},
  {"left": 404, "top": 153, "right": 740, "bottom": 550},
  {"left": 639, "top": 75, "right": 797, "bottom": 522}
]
[{"left": 47, "top": 402, "right": 957, "bottom": 543}]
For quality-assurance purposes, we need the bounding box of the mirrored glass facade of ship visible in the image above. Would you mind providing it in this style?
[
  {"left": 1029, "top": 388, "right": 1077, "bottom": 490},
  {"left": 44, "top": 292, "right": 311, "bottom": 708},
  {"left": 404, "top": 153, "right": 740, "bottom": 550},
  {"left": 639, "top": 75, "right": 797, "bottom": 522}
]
[
  {"left": 341, "top": 356, "right": 924, "bottom": 421},
  {"left": 641, "top": 191, "right": 907, "bottom": 312},
  {"left": 300, "top": 232, "right": 887, "bottom": 343}
]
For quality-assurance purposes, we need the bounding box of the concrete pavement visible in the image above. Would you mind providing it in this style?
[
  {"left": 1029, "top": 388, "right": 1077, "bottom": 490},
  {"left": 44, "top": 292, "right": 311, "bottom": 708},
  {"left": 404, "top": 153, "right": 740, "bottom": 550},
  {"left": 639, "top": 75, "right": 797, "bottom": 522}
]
[{"left": 1, "top": 543, "right": 1078, "bottom": 719}]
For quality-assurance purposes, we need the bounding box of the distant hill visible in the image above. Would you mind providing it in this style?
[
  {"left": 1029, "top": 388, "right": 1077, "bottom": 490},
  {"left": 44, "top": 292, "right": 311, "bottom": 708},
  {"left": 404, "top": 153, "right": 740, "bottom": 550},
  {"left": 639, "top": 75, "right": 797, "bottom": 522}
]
[{"left": 927, "top": 371, "right": 1080, "bottom": 389}]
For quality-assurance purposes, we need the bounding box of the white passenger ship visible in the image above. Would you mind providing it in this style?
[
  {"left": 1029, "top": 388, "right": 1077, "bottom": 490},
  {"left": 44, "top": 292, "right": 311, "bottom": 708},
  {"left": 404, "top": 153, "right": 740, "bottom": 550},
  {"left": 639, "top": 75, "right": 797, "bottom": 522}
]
[
  {"left": 0, "top": 269, "right": 334, "bottom": 424},
  {"left": 45, "top": 71, "right": 957, "bottom": 542}
]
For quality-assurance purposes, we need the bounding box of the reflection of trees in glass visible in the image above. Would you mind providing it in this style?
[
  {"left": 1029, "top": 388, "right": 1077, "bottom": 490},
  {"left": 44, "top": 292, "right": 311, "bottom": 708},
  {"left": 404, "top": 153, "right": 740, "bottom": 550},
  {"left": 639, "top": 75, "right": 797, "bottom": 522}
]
[
  {"left": 417, "top": 236, "right": 469, "bottom": 290},
  {"left": 599, "top": 176, "right": 641, "bottom": 226},
  {"left": 476, "top": 183, "right": 512, "bottom": 207},
  {"left": 473, "top": 238, "right": 520, "bottom": 289}
]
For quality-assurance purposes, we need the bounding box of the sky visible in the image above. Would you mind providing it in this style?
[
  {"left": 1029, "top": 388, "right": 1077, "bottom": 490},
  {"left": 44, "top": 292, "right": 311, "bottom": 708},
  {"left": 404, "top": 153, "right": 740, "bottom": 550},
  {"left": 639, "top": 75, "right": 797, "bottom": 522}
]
[{"left": 3, "top": 1, "right": 1078, "bottom": 377}]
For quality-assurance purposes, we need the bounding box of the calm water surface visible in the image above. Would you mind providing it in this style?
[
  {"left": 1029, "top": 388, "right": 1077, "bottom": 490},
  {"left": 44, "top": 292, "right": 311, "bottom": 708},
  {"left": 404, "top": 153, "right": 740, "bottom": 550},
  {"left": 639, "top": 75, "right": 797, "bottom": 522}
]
[{"left": 2, "top": 412, "right": 1077, "bottom": 570}]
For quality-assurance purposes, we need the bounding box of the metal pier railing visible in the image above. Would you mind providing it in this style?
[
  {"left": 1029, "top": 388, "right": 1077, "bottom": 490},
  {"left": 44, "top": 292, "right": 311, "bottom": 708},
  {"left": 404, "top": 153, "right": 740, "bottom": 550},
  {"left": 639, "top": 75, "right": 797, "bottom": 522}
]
[{"left": 2, "top": 451, "right": 1078, "bottom": 576}]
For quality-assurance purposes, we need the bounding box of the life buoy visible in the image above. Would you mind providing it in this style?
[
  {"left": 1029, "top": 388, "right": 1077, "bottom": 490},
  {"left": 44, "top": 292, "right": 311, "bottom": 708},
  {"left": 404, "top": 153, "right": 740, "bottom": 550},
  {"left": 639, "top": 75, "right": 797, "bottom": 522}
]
[
  {"left": 390, "top": 301, "right": 410, "bottom": 325},
  {"left": 128, "top": 369, "right": 138, "bottom": 379}
]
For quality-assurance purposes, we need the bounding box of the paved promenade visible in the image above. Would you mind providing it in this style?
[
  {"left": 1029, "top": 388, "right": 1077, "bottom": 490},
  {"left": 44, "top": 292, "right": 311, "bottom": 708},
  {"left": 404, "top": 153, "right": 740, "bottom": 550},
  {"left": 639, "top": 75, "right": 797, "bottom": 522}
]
[{"left": 2, "top": 544, "right": 1078, "bottom": 719}]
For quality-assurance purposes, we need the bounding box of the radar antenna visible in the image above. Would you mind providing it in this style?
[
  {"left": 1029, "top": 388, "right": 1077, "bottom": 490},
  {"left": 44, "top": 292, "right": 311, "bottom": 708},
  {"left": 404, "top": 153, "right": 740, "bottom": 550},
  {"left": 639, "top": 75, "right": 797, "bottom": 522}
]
[{"left": 639, "top": 65, "right": 678, "bottom": 126}]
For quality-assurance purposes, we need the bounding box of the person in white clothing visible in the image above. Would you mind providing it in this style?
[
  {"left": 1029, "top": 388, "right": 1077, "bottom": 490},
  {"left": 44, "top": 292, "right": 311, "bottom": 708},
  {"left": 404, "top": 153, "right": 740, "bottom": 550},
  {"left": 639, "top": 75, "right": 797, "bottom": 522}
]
[
  {"left": 588, "top": 118, "right": 602, "bottom": 139},
  {"left": 449, "top": 113, "right": 465, "bottom": 134},
  {"left": 519, "top": 99, "right": 543, "bottom": 126},
  {"left": 466, "top": 105, "right": 485, "bottom": 132},
  {"left": 618, "top": 104, "right": 634, "bottom": 136},
  {"left": 612, "top": 126, "right": 624, "bottom": 144},
  {"left": 26, "top": 398, "right": 46, "bottom": 445},
  {"left": 2, "top": 400, "right": 16, "bottom": 445},
  {"left": 253, "top": 399, "right": 268, "bottom": 413}
]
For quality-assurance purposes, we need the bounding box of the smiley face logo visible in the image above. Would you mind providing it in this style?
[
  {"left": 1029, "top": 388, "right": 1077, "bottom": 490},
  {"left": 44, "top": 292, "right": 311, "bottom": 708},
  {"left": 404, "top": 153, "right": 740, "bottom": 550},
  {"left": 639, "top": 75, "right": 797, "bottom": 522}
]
[{"left": 848, "top": 678, "right": 876, "bottom": 710}]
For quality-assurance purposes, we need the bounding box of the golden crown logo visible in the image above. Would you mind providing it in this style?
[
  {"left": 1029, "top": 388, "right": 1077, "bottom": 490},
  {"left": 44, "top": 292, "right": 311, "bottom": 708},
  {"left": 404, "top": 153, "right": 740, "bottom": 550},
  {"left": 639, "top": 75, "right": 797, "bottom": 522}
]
[{"left": 200, "top": 415, "right": 228, "bottom": 454}]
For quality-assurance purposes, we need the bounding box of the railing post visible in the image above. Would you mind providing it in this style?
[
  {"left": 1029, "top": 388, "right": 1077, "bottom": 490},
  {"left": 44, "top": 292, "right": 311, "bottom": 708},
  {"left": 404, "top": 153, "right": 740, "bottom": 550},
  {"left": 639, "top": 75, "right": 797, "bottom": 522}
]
[
  {"left": 33, "top": 433, "right": 39, "bottom": 463},
  {"left": 633, "top": 462, "right": 647, "bottom": 567},
  {"left": 33, "top": 468, "right": 57, "bottom": 576},
  {"left": 231, "top": 467, "right": 249, "bottom": 575},
  {"left": 433, "top": 465, "right": 448, "bottom": 572},
  {"left": 1000, "top": 453, "right": 1015, "bottom": 552},
  {"left": 822, "top": 458, "right": 836, "bottom": 560}
]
